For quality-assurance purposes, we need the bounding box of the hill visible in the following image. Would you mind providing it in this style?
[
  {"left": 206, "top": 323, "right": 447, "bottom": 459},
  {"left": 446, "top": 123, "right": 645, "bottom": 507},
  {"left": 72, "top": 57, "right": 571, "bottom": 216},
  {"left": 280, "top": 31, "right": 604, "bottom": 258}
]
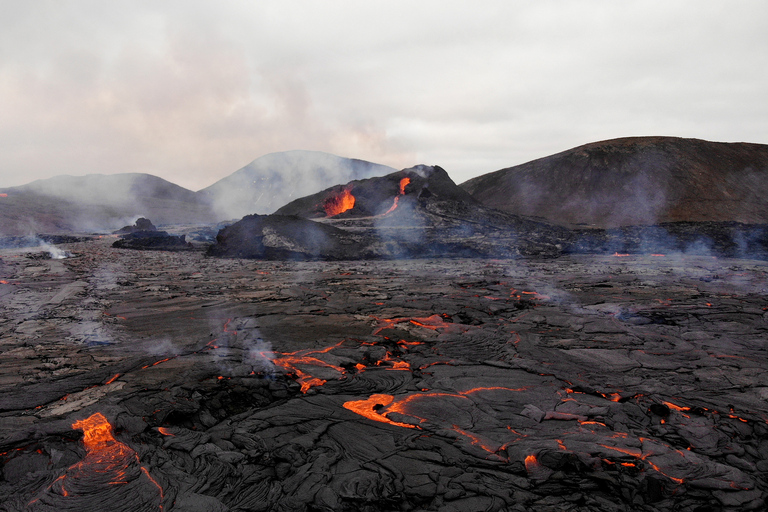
[
  {"left": 0, "top": 173, "right": 213, "bottom": 235},
  {"left": 459, "top": 137, "right": 768, "bottom": 228},
  {"left": 197, "top": 150, "right": 396, "bottom": 221}
]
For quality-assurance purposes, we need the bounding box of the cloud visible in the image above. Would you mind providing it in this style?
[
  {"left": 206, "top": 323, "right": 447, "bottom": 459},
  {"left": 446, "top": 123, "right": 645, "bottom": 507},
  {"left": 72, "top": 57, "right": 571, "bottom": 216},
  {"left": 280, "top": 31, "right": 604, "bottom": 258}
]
[{"left": 0, "top": 1, "right": 766, "bottom": 189}]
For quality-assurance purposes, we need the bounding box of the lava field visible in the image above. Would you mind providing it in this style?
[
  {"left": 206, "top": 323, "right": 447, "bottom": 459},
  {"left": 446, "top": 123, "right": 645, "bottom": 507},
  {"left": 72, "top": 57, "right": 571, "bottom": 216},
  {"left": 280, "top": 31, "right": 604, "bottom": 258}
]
[{"left": 1, "top": 238, "right": 767, "bottom": 511}]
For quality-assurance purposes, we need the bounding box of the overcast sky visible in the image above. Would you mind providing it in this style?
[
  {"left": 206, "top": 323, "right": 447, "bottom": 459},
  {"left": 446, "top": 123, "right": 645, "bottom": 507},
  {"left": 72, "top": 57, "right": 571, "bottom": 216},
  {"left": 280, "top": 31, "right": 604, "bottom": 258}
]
[{"left": 1, "top": 1, "right": 767, "bottom": 190}]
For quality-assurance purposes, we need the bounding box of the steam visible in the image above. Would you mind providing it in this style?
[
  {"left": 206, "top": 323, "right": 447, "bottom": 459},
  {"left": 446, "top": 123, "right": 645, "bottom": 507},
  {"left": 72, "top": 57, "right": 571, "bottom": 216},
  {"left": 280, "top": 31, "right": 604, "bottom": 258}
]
[
  {"left": 3, "top": 173, "right": 215, "bottom": 235},
  {"left": 38, "top": 239, "right": 71, "bottom": 259},
  {"left": 207, "top": 316, "right": 275, "bottom": 377},
  {"left": 199, "top": 150, "right": 396, "bottom": 221}
]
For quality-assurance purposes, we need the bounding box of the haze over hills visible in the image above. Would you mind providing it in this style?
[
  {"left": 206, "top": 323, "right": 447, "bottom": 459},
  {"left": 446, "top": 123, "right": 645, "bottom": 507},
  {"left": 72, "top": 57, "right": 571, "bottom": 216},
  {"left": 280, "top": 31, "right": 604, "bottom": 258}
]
[
  {"left": 0, "top": 173, "right": 215, "bottom": 236},
  {"left": 459, "top": 136, "right": 768, "bottom": 228},
  {"left": 197, "top": 150, "right": 397, "bottom": 221},
  {"left": 0, "top": 151, "right": 396, "bottom": 235},
  {"left": 4, "top": 139, "right": 768, "bottom": 237}
]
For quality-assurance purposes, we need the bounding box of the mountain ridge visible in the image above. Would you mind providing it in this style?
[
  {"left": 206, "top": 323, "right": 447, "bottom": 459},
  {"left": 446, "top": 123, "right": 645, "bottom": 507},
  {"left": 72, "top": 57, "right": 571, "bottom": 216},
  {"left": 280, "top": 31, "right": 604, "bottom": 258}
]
[{"left": 460, "top": 136, "right": 768, "bottom": 228}]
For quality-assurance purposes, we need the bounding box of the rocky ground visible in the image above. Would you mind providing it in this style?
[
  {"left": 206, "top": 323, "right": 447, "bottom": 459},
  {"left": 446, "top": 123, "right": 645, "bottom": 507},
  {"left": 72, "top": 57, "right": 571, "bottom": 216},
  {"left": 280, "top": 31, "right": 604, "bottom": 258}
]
[{"left": 1, "top": 237, "right": 767, "bottom": 511}]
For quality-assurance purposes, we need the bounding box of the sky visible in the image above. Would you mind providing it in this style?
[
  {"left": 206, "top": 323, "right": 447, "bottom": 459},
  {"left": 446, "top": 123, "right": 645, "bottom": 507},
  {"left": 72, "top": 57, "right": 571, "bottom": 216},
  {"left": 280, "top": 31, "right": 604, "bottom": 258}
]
[{"left": 1, "top": 1, "right": 767, "bottom": 191}]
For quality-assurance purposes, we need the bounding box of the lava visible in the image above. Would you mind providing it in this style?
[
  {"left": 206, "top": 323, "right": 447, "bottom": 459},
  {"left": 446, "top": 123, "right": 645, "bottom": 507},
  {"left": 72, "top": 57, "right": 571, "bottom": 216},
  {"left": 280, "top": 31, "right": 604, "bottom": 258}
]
[
  {"left": 262, "top": 341, "right": 346, "bottom": 393},
  {"left": 381, "top": 177, "right": 411, "bottom": 215},
  {"left": 524, "top": 454, "right": 540, "bottom": 472},
  {"left": 342, "top": 394, "right": 418, "bottom": 429},
  {"left": 29, "top": 413, "right": 164, "bottom": 509},
  {"left": 324, "top": 188, "right": 355, "bottom": 217}
]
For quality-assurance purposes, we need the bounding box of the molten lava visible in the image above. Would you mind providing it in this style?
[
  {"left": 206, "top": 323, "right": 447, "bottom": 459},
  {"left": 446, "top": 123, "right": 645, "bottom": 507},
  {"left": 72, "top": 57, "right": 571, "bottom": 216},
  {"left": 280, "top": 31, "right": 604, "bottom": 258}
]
[
  {"left": 261, "top": 342, "right": 346, "bottom": 393},
  {"left": 342, "top": 394, "right": 417, "bottom": 429},
  {"left": 381, "top": 177, "right": 411, "bottom": 215},
  {"left": 524, "top": 454, "right": 540, "bottom": 472},
  {"left": 29, "top": 413, "right": 164, "bottom": 509},
  {"left": 324, "top": 188, "right": 355, "bottom": 217}
]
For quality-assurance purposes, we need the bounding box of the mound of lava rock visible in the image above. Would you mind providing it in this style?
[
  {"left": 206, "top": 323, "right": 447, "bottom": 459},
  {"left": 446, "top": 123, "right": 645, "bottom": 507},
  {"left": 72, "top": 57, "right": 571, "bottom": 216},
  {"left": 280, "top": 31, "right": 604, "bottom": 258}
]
[
  {"left": 114, "top": 217, "right": 158, "bottom": 234},
  {"left": 461, "top": 137, "right": 768, "bottom": 228},
  {"left": 207, "top": 214, "right": 372, "bottom": 260},
  {"left": 208, "top": 165, "right": 568, "bottom": 260}
]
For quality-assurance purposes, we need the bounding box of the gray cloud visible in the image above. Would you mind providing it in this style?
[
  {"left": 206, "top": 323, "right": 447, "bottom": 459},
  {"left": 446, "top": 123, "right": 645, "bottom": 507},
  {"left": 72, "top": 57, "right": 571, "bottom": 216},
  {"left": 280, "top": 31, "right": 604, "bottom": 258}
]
[{"left": 1, "top": 1, "right": 766, "bottom": 190}]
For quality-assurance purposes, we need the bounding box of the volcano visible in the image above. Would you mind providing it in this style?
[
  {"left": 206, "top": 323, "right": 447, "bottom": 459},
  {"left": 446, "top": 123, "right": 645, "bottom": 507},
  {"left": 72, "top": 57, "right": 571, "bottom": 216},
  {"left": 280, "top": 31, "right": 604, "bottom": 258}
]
[
  {"left": 460, "top": 137, "right": 768, "bottom": 228},
  {"left": 209, "top": 165, "right": 568, "bottom": 260}
]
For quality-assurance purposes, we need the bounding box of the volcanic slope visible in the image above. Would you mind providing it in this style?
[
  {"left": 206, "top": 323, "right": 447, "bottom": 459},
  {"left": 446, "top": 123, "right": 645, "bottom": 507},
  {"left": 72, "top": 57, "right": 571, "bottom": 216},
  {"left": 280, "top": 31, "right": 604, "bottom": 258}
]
[
  {"left": 210, "top": 165, "right": 568, "bottom": 260},
  {"left": 0, "top": 173, "right": 214, "bottom": 235},
  {"left": 460, "top": 137, "right": 768, "bottom": 228},
  {"left": 197, "top": 150, "right": 396, "bottom": 221}
]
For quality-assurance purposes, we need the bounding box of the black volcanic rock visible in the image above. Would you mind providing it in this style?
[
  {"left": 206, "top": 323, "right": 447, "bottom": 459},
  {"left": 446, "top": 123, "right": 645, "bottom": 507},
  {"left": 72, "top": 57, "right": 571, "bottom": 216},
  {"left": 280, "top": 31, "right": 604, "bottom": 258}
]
[
  {"left": 198, "top": 150, "right": 396, "bottom": 220},
  {"left": 112, "top": 231, "right": 193, "bottom": 251},
  {"left": 207, "top": 214, "right": 372, "bottom": 260},
  {"left": 567, "top": 221, "right": 768, "bottom": 259},
  {"left": 460, "top": 137, "right": 768, "bottom": 228},
  {"left": 114, "top": 217, "right": 158, "bottom": 234}
]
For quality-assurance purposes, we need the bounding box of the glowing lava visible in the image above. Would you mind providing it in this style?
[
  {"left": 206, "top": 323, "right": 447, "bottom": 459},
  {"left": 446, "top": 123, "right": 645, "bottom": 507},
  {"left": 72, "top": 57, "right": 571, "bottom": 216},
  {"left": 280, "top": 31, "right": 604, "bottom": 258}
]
[
  {"left": 342, "top": 394, "right": 418, "bottom": 429},
  {"left": 28, "top": 413, "right": 164, "bottom": 509},
  {"left": 524, "top": 454, "right": 540, "bottom": 472},
  {"left": 381, "top": 177, "right": 411, "bottom": 215},
  {"left": 262, "top": 342, "right": 346, "bottom": 393},
  {"left": 324, "top": 188, "right": 355, "bottom": 217}
]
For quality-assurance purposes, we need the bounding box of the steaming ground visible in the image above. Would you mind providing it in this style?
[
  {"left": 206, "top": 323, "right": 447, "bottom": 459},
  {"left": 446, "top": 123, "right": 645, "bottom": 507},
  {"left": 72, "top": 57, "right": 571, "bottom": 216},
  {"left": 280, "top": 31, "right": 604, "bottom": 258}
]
[{"left": 1, "top": 238, "right": 767, "bottom": 511}]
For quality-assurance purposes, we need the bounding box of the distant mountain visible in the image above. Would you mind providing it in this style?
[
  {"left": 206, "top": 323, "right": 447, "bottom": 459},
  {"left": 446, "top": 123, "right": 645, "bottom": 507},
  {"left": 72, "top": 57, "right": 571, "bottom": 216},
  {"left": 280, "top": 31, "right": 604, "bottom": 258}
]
[
  {"left": 198, "top": 150, "right": 396, "bottom": 221},
  {"left": 460, "top": 137, "right": 768, "bottom": 228},
  {"left": 0, "top": 173, "right": 213, "bottom": 235}
]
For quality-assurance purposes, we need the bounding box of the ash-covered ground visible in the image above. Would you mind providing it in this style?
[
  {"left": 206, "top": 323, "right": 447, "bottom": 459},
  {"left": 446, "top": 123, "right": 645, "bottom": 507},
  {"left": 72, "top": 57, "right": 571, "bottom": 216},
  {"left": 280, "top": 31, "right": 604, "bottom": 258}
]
[{"left": 1, "top": 238, "right": 767, "bottom": 511}]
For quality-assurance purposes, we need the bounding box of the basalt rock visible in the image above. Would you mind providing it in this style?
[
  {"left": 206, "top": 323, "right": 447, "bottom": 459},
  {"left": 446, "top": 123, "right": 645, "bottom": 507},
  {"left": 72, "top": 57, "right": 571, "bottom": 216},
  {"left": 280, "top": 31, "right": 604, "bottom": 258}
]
[
  {"left": 1, "top": 239, "right": 767, "bottom": 511},
  {"left": 112, "top": 231, "right": 193, "bottom": 251},
  {"left": 207, "top": 214, "right": 373, "bottom": 260},
  {"left": 114, "top": 217, "right": 157, "bottom": 234}
]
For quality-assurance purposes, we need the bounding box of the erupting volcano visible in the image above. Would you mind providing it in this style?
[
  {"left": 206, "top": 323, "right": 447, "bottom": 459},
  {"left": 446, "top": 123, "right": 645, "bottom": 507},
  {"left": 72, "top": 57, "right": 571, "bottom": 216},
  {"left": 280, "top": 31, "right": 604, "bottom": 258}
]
[{"left": 323, "top": 187, "right": 355, "bottom": 217}]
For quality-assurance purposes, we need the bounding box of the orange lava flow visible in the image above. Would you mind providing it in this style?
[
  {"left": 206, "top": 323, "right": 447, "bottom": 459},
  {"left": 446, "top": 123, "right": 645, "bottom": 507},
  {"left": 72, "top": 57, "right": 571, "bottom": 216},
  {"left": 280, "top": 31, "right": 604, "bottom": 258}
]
[
  {"left": 599, "top": 441, "right": 686, "bottom": 485},
  {"left": 398, "top": 177, "right": 411, "bottom": 195},
  {"left": 343, "top": 394, "right": 417, "bottom": 428},
  {"left": 524, "top": 454, "right": 540, "bottom": 472},
  {"left": 158, "top": 427, "right": 175, "bottom": 436},
  {"left": 263, "top": 341, "right": 346, "bottom": 393},
  {"left": 72, "top": 413, "right": 125, "bottom": 454},
  {"left": 104, "top": 373, "right": 120, "bottom": 385},
  {"left": 381, "top": 177, "right": 411, "bottom": 215},
  {"left": 0, "top": 193, "right": 7, "bottom": 197},
  {"left": 324, "top": 188, "right": 355, "bottom": 216},
  {"left": 21, "top": 413, "right": 166, "bottom": 509}
]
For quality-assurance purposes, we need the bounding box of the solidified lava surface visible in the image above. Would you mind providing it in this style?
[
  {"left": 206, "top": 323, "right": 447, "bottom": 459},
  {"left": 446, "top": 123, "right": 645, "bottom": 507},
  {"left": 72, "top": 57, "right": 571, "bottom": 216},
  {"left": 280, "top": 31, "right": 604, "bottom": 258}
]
[{"left": 1, "top": 238, "right": 768, "bottom": 511}]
